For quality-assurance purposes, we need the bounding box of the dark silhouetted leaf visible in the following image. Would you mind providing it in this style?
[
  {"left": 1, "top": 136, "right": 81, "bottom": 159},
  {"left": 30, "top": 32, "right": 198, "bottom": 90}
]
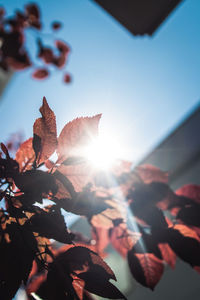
[
  {"left": 177, "top": 205, "right": 200, "bottom": 227},
  {"left": 15, "top": 169, "right": 57, "bottom": 203},
  {"left": 165, "top": 225, "right": 200, "bottom": 267},
  {"left": 52, "top": 21, "right": 62, "bottom": 30},
  {"left": 28, "top": 206, "right": 73, "bottom": 243},
  {"left": 0, "top": 222, "right": 37, "bottom": 299},
  {"left": 78, "top": 271, "right": 127, "bottom": 299}
]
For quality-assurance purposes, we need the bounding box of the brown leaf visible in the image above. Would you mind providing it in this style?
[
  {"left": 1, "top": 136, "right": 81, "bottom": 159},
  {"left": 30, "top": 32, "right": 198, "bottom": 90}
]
[
  {"left": 33, "top": 97, "right": 57, "bottom": 165},
  {"left": 158, "top": 243, "right": 176, "bottom": 269},
  {"left": 15, "top": 138, "right": 35, "bottom": 172},
  {"left": 128, "top": 251, "right": 164, "bottom": 290},
  {"left": 57, "top": 114, "right": 101, "bottom": 163}
]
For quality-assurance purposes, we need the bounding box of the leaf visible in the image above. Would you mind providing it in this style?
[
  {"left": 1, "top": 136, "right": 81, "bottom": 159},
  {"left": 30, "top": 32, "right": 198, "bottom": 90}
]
[
  {"left": 176, "top": 184, "right": 200, "bottom": 204},
  {"left": 0, "top": 222, "right": 37, "bottom": 299},
  {"left": 14, "top": 169, "right": 57, "bottom": 203},
  {"left": 64, "top": 73, "right": 71, "bottom": 83},
  {"left": 78, "top": 271, "right": 127, "bottom": 299},
  {"left": 177, "top": 205, "right": 200, "bottom": 227},
  {"left": 158, "top": 243, "right": 176, "bottom": 269},
  {"left": 52, "top": 21, "right": 62, "bottom": 30},
  {"left": 56, "top": 163, "right": 94, "bottom": 196},
  {"left": 37, "top": 40, "right": 54, "bottom": 64},
  {"left": 127, "top": 250, "right": 164, "bottom": 290},
  {"left": 57, "top": 114, "right": 101, "bottom": 163},
  {"left": 165, "top": 225, "right": 200, "bottom": 267},
  {"left": 33, "top": 97, "right": 57, "bottom": 165},
  {"left": 55, "top": 246, "right": 116, "bottom": 280},
  {"left": 28, "top": 206, "right": 73, "bottom": 244},
  {"left": 1, "top": 142, "right": 10, "bottom": 158},
  {"left": 52, "top": 246, "right": 126, "bottom": 299},
  {"left": 91, "top": 198, "right": 126, "bottom": 229},
  {"left": 110, "top": 223, "right": 141, "bottom": 258},
  {"left": 55, "top": 40, "right": 70, "bottom": 54},
  {"left": 135, "top": 164, "right": 168, "bottom": 184},
  {"left": 32, "top": 68, "right": 49, "bottom": 79},
  {"left": 57, "top": 189, "right": 110, "bottom": 220},
  {"left": 15, "top": 138, "right": 35, "bottom": 172},
  {"left": 53, "top": 169, "right": 76, "bottom": 199},
  {"left": 25, "top": 3, "right": 41, "bottom": 29}
]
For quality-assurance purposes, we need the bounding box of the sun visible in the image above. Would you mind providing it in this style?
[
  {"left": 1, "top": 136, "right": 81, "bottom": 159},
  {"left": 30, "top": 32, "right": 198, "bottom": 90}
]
[{"left": 82, "top": 132, "right": 125, "bottom": 171}]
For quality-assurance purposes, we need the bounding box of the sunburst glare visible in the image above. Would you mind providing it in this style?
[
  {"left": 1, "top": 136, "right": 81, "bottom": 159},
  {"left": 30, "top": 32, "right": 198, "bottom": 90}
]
[{"left": 82, "top": 132, "right": 126, "bottom": 171}]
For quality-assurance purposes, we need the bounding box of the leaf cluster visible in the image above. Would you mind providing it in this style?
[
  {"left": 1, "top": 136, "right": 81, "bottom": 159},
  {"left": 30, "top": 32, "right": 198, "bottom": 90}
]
[
  {"left": 1, "top": 98, "right": 200, "bottom": 299},
  {"left": 0, "top": 3, "right": 71, "bottom": 83}
]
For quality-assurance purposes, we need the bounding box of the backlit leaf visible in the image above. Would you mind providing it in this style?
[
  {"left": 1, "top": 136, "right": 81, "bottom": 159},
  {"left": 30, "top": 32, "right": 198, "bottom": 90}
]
[{"left": 33, "top": 97, "right": 57, "bottom": 165}]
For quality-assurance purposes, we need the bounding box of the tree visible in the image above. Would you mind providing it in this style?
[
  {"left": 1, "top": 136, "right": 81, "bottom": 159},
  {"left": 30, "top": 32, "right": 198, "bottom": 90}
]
[
  {"left": 1, "top": 3, "right": 200, "bottom": 300},
  {"left": 0, "top": 97, "right": 200, "bottom": 300},
  {"left": 0, "top": 3, "right": 71, "bottom": 83}
]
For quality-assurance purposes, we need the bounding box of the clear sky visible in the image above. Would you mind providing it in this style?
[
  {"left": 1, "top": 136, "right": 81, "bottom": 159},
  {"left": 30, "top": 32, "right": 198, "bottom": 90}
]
[{"left": 0, "top": 0, "right": 200, "bottom": 164}]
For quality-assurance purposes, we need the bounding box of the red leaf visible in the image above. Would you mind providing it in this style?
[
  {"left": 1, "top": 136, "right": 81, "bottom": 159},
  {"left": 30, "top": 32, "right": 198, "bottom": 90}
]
[
  {"left": 32, "top": 68, "right": 49, "bottom": 79},
  {"left": 33, "top": 97, "right": 57, "bottom": 165},
  {"left": 15, "top": 138, "right": 35, "bottom": 172},
  {"left": 135, "top": 164, "right": 168, "bottom": 184},
  {"left": 64, "top": 73, "right": 71, "bottom": 83},
  {"left": 57, "top": 114, "right": 101, "bottom": 163},
  {"left": 176, "top": 184, "right": 200, "bottom": 204},
  {"left": 53, "top": 53, "right": 68, "bottom": 68},
  {"left": 39, "top": 47, "right": 54, "bottom": 64},
  {"left": 55, "top": 40, "right": 70, "bottom": 54},
  {"left": 158, "top": 243, "right": 176, "bottom": 269},
  {"left": 128, "top": 251, "right": 164, "bottom": 290}
]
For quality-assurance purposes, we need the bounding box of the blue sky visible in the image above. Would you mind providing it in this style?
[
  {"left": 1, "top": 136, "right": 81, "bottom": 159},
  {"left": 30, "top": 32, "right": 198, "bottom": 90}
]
[{"left": 0, "top": 0, "right": 200, "bottom": 164}]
